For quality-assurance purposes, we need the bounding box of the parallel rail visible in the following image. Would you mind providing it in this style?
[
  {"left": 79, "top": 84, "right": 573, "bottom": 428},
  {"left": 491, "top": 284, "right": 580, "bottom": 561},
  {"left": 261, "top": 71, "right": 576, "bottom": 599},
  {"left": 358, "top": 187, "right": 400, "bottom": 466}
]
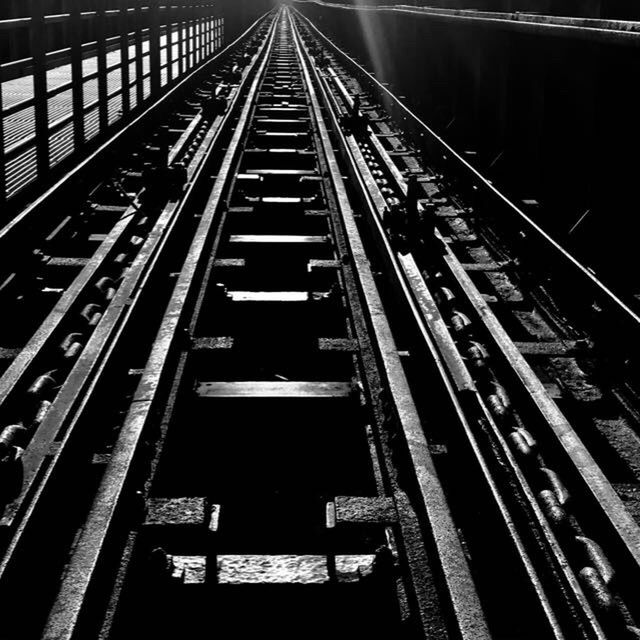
[
  {"left": 37, "top": 10, "right": 488, "bottom": 639},
  {"left": 294, "top": 7, "right": 640, "bottom": 637}
]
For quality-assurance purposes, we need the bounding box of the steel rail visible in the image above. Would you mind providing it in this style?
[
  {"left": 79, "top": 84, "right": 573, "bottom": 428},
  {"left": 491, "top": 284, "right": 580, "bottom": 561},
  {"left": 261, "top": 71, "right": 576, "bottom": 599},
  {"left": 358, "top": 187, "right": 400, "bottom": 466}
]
[
  {"left": 294, "top": 26, "right": 579, "bottom": 640},
  {"left": 293, "top": 7, "right": 640, "bottom": 334},
  {"left": 0, "top": 14, "right": 277, "bottom": 621},
  {"left": 35, "top": 8, "right": 488, "bottom": 639},
  {"left": 317, "top": 66, "right": 608, "bottom": 637},
  {"left": 328, "top": 61, "right": 640, "bottom": 577},
  {"left": 295, "top": 13, "right": 640, "bottom": 635},
  {"left": 296, "top": 2, "right": 640, "bottom": 571},
  {"left": 0, "top": 85, "right": 226, "bottom": 531},
  {"left": 39, "top": 14, "right": 279, "bottom": 639},
  {"left": 289, "top": 11, "right": 491, "bottom": 639},
  {"left": 0, "top": 87, "right": 228, "bottom": 388}
]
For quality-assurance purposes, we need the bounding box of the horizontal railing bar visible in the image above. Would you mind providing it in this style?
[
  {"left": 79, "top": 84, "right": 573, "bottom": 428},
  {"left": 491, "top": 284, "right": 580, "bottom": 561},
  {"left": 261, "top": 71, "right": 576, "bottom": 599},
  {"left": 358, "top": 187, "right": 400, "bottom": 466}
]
[
  {"left": 5, "top": 82, "right": 128, "bottom": 160},
  {"left": 0, "top": 5, "right": 220, "bottom": 29},
  {"left": 0, "top": 24, "right": 181, "bottom": 82},
  {"left": 2, "top": 97, "right": 36, "bottom": 119},
  {"left": 3, "top": 54, "right": 127, "bottom": 120},
  {"left": 2, "top": 44, "right": 163, "bottom": 122},
  {"left": 5, "top": 50, "right": 199, "bottom": 160},
  {"left": 0, "top": 18, "right": 31, "bottom": 30}
]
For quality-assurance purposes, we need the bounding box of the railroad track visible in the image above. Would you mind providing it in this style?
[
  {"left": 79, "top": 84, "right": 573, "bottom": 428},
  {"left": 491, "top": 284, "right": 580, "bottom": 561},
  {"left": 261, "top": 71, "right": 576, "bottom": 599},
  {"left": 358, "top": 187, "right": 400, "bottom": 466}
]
[
  {"left": 0, "top": 30, "right": 266, "bottom": 541},
  {"left": 0, "top": 5, "right": 638, "bottom": 639}
]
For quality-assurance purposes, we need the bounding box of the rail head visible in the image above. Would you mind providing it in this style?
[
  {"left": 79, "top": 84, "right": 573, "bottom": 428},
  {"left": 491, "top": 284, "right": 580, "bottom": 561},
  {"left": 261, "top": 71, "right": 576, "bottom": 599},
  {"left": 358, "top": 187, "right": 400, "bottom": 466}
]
[
  {"left": 294, "top": 11, "right": 640, "bottom": 630},
  {"left": 38, "top": 13, "right": 279, "bottom": 639},
  {"left": 315, "top": 22, "right": 640, "bottom": 579},
  {"left": 290, "top": 11, "right": 491, "bottom": 639}
]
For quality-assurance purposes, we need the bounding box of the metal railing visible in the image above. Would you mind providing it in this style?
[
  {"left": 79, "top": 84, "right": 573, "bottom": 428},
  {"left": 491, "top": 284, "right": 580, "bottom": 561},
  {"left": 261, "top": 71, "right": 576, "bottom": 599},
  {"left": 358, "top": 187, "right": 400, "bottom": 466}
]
[{"left": 0, "top": 2, "right": 225, "bottom": 204}]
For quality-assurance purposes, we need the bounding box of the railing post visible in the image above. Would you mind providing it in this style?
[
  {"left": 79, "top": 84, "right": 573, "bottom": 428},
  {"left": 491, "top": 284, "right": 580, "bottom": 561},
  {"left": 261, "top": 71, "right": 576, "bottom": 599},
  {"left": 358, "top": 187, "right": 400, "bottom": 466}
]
[
  {"left": 198, "top": 4, "right": 205, "bottom": 64},
  {"left": 119, "top": 0, "right": 131, "bottom": 116},
  {"left": 178, "top": 2, "right": 185, "bottom": 78},
  {"left": 0, "top": 66, "right": 6, "bottom": 205},
  {"left": 202, "top": 3, "right": 208, "bottom": 60},
  {"left": 192, "top": 3, "right": 198, "bottom": 66},
  {"left": 190, "top": 1, "right": 196, "bottom": 69},
  {"left": 205, "top": 4, "right": 210, "bottom": 57},
  {"left": 30, "top": 0, "right": 50, "bottom": 179},
  {"left": 185, "top": 2, "right": 191, "bottom": 71},
  {"left": 206, "top": 3, "right": 213, "bottom": 57},
  {"left": 205, "top": 5, "right": 209, "bottom": 57},
  {"left": 166, "top": 1, "right": 174, "bottom": 84},
  {"left": 135, "top": 1, "right": 144, "bottom": 105},
  {"left": 213, "top": 4, "right": 219, "bottom": 51},
  {"left": 70, "top": 0, "right": 85, "bottom": 149},
  {"left": 206, "top": 3, "right": 211, "bottom": 58},
  {"left": 185, "top": 2, "right": 191, "bottom": 73},
  {"left": 195, "top": 4, "right": 201, "bottom": 65},
  {"left": 96, "top": 0, "right": 109, "bottom": 132},
  {"left": 149, "top": 0, "right": 161, "bottom": 95}
]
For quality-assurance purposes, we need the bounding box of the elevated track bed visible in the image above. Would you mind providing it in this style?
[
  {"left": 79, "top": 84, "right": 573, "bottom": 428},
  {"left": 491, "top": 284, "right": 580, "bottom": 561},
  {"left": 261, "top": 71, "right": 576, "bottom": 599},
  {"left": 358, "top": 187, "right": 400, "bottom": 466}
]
[{"left": 0, "top": 6, "right": 638, "bottom": 640}]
